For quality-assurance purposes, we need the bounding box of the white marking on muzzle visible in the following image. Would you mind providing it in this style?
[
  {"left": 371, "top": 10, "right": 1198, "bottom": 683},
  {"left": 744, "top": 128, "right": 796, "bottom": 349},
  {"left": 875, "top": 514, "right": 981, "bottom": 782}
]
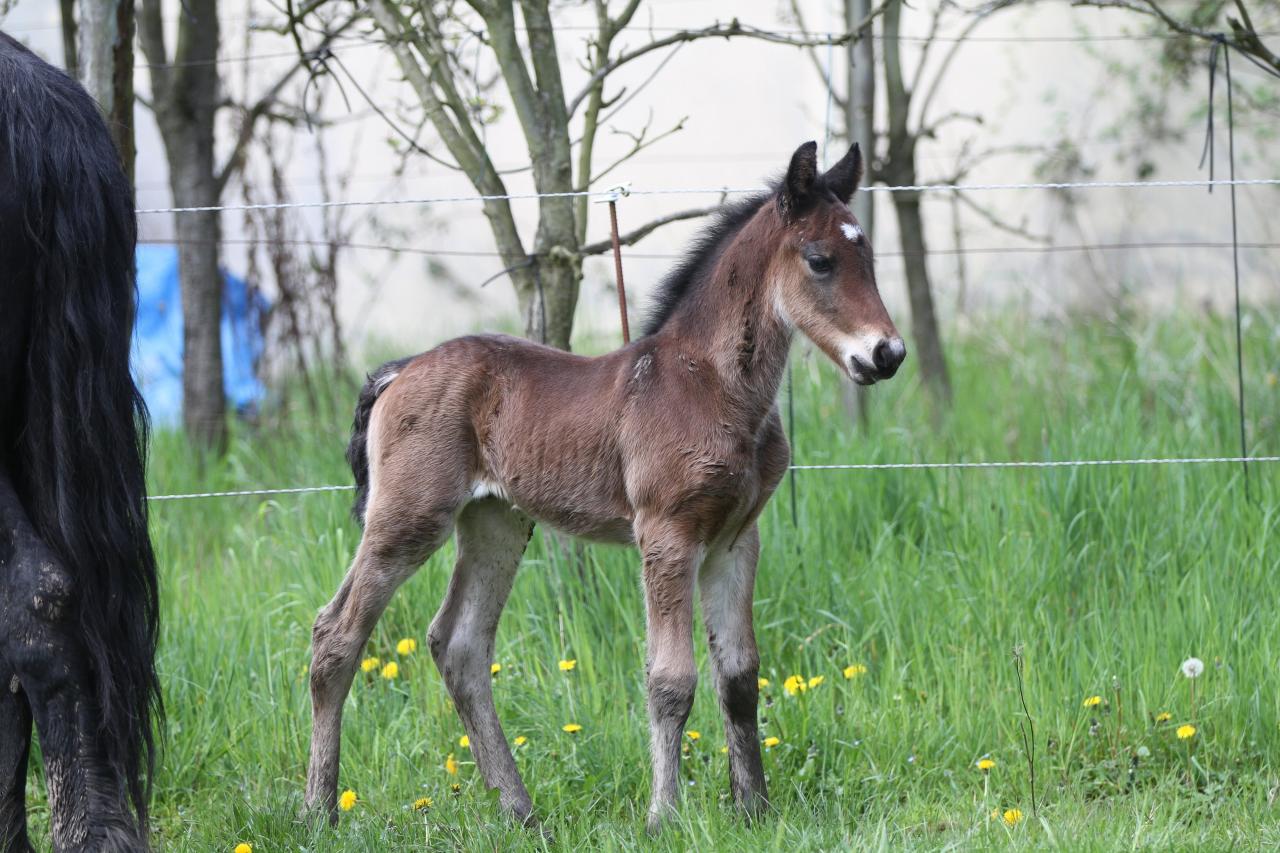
[{"left": 839, "top": 333, "right": 881, "bottom": 378}]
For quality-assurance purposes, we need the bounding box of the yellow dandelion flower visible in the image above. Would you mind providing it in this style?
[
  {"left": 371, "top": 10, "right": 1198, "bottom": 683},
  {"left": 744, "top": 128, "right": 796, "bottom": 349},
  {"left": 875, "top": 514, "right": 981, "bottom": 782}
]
[
  {"left": 413, "top": 796, "right": 432, "bottom": 811},
  {"left": 1002, "top": 808, "right": 1023, "bottom": 826},
  {"left": 843, "top": 664, "right": 868, "bottom": 679},
  {"left": 450, "top": 783, "right": 461, "bottom": 794},
  {"left": 396, "top": 637, "right": 417, "bottom": 655},
  {"left": 491, "top": 662, "right": 502, "bottom": 675},
  {"left": 381, "top": 661, "right": 399, "bottom": 679},
  {"left": 445, "top": 752, "right": 458, "bottom": 775},
  {"left": 686, "top": 730, "right": 700, "bottom": 741},
  {"left": 1083, "top": 695, "right": 1102, "bottom": 708},
  {"left": 808, "top": 675, "right": 825, "bottom": 689},
  {"left": 514, "top": 736, "right": 528, "bottom": 746},
  {"left": 763, "top": 736, "right": 781, "bottom": 749},
  {"left": 977, "top": 758, "right": 996, "bottom": 772},
  {"left": 757, "top": 677, "right": 770, "bottom": 689},
  {"left": 339, "top": 789, "right": 357, "bottom": 811},
  {"left": 459, "top": 735, "right": 470, "bottom": 748},
  {"left": 234, "top": 844, "right": 253, "bottom": 853},
  {"left": 360, "top": 657, "right": 380, "bottom": 673},
  {"left": 783, "top": 675, "right": 807, "bottom": 696},
  {"left": 1156, "top": 711, "right": 1172, "bottom": 723},
  {"left": 1177, "top": 724, "right": 1197, "bottom": 740},
  {"left": 720, "top": 746, "right": 729, "bottom": 754},
  {"left": 559, "top": 659, "right": 577, "bottom": 672},
  {"left": 562, "top": 723, "right": 583, "bottom": 734}
]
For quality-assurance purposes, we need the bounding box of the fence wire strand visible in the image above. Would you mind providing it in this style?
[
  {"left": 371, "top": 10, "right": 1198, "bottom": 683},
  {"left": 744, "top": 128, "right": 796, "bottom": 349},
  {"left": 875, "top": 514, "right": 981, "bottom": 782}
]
[
  {"left": 146, "top": 457, "right": 1280, "bottom": 502},
  {"left": 135, "top": 177, "right": 1280, "bottom": 215}
]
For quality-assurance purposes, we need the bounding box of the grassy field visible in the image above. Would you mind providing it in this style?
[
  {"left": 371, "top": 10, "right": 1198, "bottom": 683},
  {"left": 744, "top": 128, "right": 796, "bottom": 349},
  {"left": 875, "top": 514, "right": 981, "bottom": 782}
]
[{"left": 27, "top": 305, "right": 1280, "bottom": 850}]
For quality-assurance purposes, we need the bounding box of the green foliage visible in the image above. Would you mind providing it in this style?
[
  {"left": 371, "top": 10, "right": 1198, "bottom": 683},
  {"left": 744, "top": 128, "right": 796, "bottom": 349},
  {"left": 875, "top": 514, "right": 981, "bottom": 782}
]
[{"left": 31, "top": 306, "right": 1280, "bottom": 850}]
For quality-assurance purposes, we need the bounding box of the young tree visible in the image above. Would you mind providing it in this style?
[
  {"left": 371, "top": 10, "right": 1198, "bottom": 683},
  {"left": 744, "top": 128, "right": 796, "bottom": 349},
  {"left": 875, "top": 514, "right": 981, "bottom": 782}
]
[
  {"left": 305, "top": 2, "right": 881, "bottom": 351},
  {"left": 791, "top": 0, "right": 1033, "bottom": 409},
  {"left": 138, "top": 2, "right": 351, "bottom": 452}
]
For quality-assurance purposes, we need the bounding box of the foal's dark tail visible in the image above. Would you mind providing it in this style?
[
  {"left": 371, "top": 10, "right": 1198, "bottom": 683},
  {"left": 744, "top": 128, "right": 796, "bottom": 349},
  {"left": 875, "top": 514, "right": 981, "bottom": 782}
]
[
  {"left": 347, "top": 356, "right": 415, "bottom": 525},
  {"left": 0, "top": 34, "right": 160, "bottom": 829}
]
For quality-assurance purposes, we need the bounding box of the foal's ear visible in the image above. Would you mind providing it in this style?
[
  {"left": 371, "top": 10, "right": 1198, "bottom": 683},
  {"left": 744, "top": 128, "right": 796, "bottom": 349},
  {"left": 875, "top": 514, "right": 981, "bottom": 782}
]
[
  {"left": 779, "top": 140, "right": 819, "bottom": 220},
  {"left": 823, "top": 143, "right": 864, "bottom": 204}
]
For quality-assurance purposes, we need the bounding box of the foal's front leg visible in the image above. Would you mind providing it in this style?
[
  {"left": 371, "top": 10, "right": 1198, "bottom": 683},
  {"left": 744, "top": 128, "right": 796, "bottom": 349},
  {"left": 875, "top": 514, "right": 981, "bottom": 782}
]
[
  {"left": 636, "top": 520, "right": 702, "bottom": 832},
  {"left": 699, "top": 526, "right": 767, "bottom": 816}
]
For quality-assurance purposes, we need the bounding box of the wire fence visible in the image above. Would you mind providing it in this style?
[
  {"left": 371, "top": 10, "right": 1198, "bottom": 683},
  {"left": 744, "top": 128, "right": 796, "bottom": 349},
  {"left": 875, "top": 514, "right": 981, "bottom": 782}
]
[
  {"left": 135, "top": 176, "right": 1280, "bottom": 215},
  {"left": 146, "top": 456, "right": 1280, "bottom": 502},
  {"left": 129, "top": 17, "right": 1278, "bottom": 508}
]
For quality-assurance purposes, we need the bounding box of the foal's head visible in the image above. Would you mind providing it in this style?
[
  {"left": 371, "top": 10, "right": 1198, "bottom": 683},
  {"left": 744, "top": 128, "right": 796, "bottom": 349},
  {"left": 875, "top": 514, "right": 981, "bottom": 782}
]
[{"left": 769, "top": 141, "right": 906, "bottom": 385}]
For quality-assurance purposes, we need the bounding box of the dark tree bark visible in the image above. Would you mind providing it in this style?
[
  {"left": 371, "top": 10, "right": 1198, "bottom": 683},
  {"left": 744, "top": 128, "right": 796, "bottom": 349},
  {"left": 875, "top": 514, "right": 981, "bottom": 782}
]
[
  {"left": 883, "top": 0, "right": 952, "bottom": 406},
  {"left": 59, "top": 0, "right": 78, "bottom": 78},
  {"left": 140, "top": 0, "right": 227, "bottom": 452}
]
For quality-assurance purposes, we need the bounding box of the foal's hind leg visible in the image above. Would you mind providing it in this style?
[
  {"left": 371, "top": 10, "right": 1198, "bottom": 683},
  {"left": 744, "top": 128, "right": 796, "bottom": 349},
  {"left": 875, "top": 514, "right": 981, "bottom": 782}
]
[
  {"left": 0, "top": 676, "right": 32, "bottom": 852},
  {"left": 699, "top": 525, "right": 767, "bottom": 817},
  {"left": 429, "top": 498, "right": 534, "bottom": 822},
  {"left": 304, "top": 490, "right": 462, "bottom": 822}
]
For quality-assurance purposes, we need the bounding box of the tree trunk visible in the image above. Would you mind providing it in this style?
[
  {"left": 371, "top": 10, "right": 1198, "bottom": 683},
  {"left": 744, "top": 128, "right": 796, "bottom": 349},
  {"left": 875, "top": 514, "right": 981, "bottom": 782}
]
[
  {"left": 59, "top": 0, "right": 78, "bottom": 78},
  {"left": 842, "top": 0, "right": 876, "bottom": 425},
  {"left": 143, "top": 0, "right": 227, "bottom": 452},
  {"left": 169, "top": 156, "right": 226, "bottom": 452},
  {"left": 891, "top": 190, "right": 952, "bottom": 404},
  {"left": 883, "top": 0, "right": 951, "bottom": 406},
  {"left": 76, "top": 0, "right": 134, "bottom": 182}
]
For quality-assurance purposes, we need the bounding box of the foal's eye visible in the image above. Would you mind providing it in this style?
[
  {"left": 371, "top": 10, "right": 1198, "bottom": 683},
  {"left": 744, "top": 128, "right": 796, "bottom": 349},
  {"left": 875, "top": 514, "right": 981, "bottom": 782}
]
[{"left": 806, "top": 255, "right": 833, "bottom": 275}]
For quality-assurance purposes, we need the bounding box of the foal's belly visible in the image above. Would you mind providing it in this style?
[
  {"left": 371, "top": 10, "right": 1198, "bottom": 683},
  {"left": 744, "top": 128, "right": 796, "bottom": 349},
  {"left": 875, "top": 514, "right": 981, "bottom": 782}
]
[{"left": 470, "top": 475, "right": 636, "bottom": 545}]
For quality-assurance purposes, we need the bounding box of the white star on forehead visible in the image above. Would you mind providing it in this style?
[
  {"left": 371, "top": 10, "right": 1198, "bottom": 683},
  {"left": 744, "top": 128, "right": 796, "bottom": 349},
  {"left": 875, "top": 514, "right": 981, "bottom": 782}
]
[{"left": 840, "top": 222, "right": 863, "bottom": 242}]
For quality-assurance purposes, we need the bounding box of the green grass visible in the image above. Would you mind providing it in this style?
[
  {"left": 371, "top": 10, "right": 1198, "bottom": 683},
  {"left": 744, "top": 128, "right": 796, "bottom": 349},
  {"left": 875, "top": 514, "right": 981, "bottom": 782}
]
[{"left": 25, "top": 305, "right": 1280, "bottom": 850}]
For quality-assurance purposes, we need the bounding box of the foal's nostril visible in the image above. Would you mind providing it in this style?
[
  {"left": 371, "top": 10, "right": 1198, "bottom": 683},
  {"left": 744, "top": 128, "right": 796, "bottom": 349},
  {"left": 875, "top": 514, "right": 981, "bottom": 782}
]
[{"left": 872, "top": 337, "right": 907, "bottom": 377}]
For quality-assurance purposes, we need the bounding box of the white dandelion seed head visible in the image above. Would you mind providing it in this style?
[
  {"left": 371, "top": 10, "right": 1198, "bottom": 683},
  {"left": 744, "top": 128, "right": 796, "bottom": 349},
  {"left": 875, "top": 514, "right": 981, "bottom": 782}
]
[{"left": 1180, "top": 657, "right": 1204, "bottom": 679}]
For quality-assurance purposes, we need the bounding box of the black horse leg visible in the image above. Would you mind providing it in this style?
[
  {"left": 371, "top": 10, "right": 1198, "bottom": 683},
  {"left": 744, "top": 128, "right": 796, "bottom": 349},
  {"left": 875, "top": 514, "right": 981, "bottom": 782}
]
[
  {"left": 0, "top": 673, "right": 32, "bottom": 853},
  {"left": 0, "top": 475, "right": 142, "bottom": 852}
]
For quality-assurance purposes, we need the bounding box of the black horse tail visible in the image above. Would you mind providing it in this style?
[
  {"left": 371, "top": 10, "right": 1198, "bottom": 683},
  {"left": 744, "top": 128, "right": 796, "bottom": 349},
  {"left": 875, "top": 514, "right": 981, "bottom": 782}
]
[
  {"left": 347, "top": 356, "right": 415, "bottom": 525},
  {"left": 0, "top": 34, "right": 160, "bottom": 828}
]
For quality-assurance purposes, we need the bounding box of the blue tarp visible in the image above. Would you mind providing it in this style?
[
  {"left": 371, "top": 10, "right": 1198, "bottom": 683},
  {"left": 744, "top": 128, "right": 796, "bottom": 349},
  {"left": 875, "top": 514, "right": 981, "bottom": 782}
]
[{"left": 132, "top": 245, "right": 268, "bottom": 427}]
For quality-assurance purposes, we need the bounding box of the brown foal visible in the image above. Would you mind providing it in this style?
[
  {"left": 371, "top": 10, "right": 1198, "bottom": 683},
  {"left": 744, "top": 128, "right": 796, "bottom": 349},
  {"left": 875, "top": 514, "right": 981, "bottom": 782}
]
[{"left": 304, "top": 141, "right": 906, "bottom": 830}]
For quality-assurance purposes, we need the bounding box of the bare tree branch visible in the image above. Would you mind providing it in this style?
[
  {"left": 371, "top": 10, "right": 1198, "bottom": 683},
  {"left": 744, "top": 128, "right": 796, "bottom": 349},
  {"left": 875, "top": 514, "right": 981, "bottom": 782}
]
[
  {"left": 215, "top": 17, "right": 360, "bottom": 196},
  {"left": 579, "top": 204, "right": 721, "bottom": 256},
  {"left": 590, "top": 114, "right": 687, "bottom": 186},
  {"left": 367, "top": 0, "right": 532, "bottom": 279},
  {"left": 953, "top": 191, "right": 1052, "bottom": 243},
  {"left": 567, "top": 6, "right": 891, "bottom": 117},
  {"left": 1073, "top": 0, "right": 1280, "bottom": 76}
]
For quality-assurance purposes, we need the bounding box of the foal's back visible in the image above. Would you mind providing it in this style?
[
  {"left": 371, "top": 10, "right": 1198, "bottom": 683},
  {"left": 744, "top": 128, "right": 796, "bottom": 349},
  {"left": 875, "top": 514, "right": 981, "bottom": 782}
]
[{"left": 364, "top": 333, "right": 644, "bottom": 543}]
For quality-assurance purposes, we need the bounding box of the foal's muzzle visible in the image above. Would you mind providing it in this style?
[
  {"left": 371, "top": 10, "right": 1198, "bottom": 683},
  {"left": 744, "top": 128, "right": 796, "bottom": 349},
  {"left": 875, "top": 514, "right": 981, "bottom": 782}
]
[{"left": 848, "top": 336, "right": 907, "bottom": 384}]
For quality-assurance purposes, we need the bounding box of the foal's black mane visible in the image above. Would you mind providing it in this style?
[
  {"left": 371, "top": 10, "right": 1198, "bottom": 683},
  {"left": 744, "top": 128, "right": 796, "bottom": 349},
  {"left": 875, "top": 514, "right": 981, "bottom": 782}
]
[
  {"left": 639, "top": 191, "right": 769, "bottom": 337},
  {"left": 640, "top": 172, "right": 845, "bottom": 337}
]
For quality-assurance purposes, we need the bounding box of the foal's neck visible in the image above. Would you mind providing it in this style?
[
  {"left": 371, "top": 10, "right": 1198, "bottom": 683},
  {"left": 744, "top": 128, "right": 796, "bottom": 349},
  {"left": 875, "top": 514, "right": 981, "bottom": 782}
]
[{"left": 660, "top": 208, "right": 792, "bottom": 426}]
